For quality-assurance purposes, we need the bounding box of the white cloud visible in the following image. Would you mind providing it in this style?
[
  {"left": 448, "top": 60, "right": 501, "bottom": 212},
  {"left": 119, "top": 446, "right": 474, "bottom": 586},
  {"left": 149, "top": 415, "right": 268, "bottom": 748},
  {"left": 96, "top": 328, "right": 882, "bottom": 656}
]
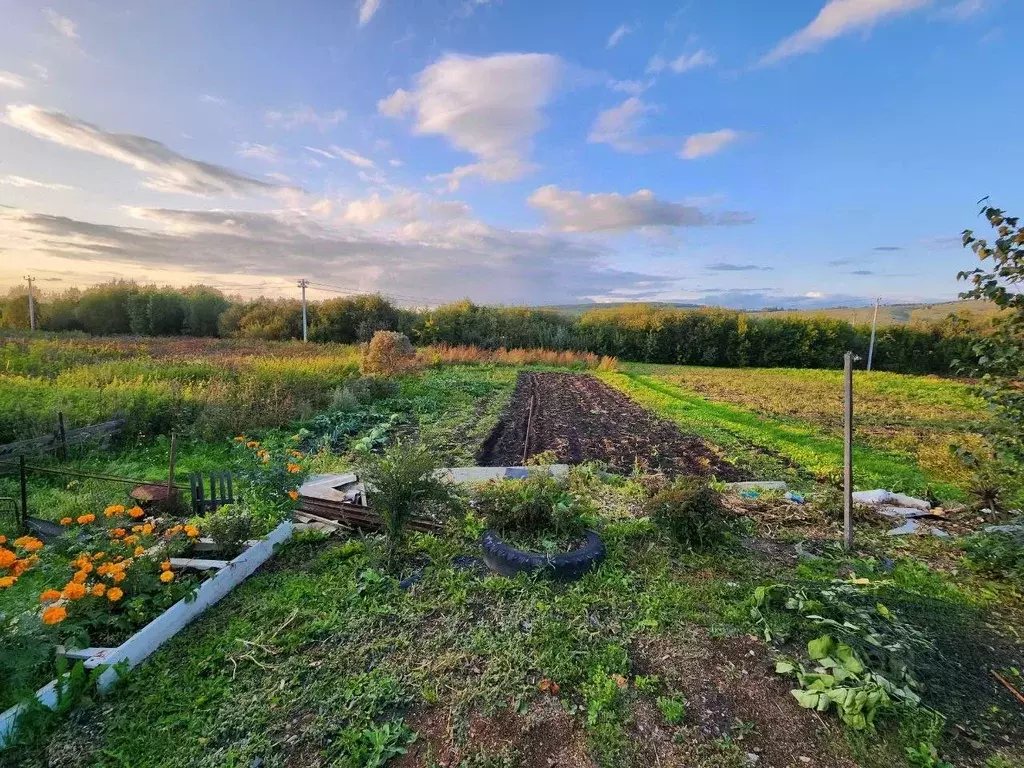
[
  {"left": 389, "top": 158, "right": 403, "bottom": 167},
  {"left": 0, "top": 205, "right": 666, "bottom": 305},
  {"left": 760, "top": 0, "right": 934, "bottom": 65},
  {"left": 607, "top": 23, "right": 637, "bottom": 49},
  {"left": 588, "top": 97, "right": 659, "bottom": 153},
  {"left": 0, "top": 174, "right": 75, "bottom": 191},
  {"left": 332, "top": 147, "right": 376, "bottom": 168},
  {"left": 0, "top": 72, "right": 26, "bottom": 89},
  {"left": 44, "top": 8, "right": 78, "bottom": 39},
  {"left": 4, "top": 104, "right": 288, "bottom": 197},
  {"left": 200, "top": 94, "right": 226, "bottom": 106},
  {"left": 31, "top": 64, "right": 49, "bottom": 81},
  {"left": 607, "top": 78, "right": 654, "bottom": 96},
  {"left": 646, "top": 55, "right": 667, "bottom": 74},
  {"left": 942, "top": 0, "right": 988, "bottom": 19},
  {"left": 680, "top": 129, "right": 742, "bottom": 159},
  {"left": 528, "top": 185, "right": 753, "bottom": 233},
  {"left": 359, "top": 0, "right": 381, "bottom": 26},
  {"left": 265, "top": 105, "right": 346, "bottom": 132},
  {"left": 236, "top": 143, "right": 281, "bottom": 163},
  {"left": 379, "top": 52, "right": 562, "bottom": 187},
  {"left": 669, "top": 49, "right": 717, "bottom": 73},
  {"left": 805, "top": 291, "right": 825, "bottom": 298},
  {"left": 304, "top": 146, "right": 337, "bottom": 160}
]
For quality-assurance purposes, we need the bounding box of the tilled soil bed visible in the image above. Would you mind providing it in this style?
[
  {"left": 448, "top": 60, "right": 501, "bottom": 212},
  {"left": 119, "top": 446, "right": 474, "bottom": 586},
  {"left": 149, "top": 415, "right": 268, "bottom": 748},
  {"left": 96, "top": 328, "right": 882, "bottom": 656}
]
[{"left": 478, "top": 372, "right": 743, "bottom": 479}]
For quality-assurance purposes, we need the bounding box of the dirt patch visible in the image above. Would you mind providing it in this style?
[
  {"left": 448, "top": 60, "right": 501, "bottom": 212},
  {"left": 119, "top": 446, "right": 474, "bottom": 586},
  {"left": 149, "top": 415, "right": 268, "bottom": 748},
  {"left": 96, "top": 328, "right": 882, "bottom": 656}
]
[
  {"left": 630, "top": 629, "right": 858, "bottom": 768},
  {"left": 478, "top": 372, "right": 744, "bottom": 479},
  {"left": 393, "top": 697, "right": 593, "bottom": 767}
]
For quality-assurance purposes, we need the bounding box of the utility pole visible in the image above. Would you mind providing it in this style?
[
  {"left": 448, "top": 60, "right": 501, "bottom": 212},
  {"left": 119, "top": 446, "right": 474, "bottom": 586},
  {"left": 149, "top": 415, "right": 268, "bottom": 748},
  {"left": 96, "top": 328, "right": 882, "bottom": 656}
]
[
  {"left": 843, "top": 351, "right": 854, "bottom": 551},
  {"left": 297, "top": 278, "right": 309, "bottom": 342},
  {"left": 866, "top": 297, "right": 880, "bottom": 371},
  {"left": 24, "top": 275, "right": 36, "bottom": 331}
]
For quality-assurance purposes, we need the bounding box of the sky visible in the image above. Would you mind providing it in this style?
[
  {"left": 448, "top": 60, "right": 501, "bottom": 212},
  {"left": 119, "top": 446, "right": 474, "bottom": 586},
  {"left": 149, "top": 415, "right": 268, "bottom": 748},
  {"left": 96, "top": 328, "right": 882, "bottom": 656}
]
[{"left": 0, "top": 0, "right": 1021, "bottom": 310}]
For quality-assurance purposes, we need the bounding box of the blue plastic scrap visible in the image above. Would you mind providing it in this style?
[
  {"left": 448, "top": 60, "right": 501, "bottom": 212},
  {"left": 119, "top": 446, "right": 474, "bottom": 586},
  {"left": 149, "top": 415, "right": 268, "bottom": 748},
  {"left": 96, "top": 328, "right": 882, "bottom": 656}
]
[{"left": 785, "top": 491, "right": 805, "bottom": 504}]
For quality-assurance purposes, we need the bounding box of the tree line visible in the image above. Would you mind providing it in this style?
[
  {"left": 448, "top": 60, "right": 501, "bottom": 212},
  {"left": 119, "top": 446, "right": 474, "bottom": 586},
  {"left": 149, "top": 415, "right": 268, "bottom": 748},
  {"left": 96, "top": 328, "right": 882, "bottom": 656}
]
[{"left": 0, "top": 281, "right": 986, "bottom": 374}]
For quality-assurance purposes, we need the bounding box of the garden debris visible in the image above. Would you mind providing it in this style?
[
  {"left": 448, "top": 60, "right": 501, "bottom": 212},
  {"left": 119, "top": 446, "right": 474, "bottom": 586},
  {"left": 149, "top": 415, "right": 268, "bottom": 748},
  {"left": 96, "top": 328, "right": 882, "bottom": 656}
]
[
  {"left": 991, "top": 670, "right": 1024, "bottom": 707},
  {"left": 852, "top": 489, "right": 931, "bottom": 510},
  {"left": 887, "top": 520, "right": 921, "bottom": 536},
  {"left": 726, "top": 481, "right": 788, "bottom": 493},
  {"left": 984, "top": 524, "right": 1024, "bottom": 533},
  {"left": 785, "top": 491, "right": 805, "bottom": 504}
]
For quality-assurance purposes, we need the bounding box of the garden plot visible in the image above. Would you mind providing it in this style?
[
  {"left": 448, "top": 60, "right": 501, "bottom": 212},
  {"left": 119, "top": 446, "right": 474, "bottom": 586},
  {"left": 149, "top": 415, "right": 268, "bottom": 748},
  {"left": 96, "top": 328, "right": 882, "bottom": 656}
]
[{"left": 478, "top": 372, "right": 742, "bottom": 479}]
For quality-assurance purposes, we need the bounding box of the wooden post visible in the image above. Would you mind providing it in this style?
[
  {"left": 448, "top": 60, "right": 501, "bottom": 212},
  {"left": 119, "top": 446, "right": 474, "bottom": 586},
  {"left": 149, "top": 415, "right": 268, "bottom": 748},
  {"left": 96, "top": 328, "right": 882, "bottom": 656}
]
[
  {"left": 57, "top": 412, "right": 69, "bottom": 460},
  {"left": 843, "top": 351, "right": 854, "bottom": 550},
  {"left": 19, "top": 456, "right": 28, "bottom": 529},
  {"left": 167, "top": 432, "right": 177, "bottom": 499}
]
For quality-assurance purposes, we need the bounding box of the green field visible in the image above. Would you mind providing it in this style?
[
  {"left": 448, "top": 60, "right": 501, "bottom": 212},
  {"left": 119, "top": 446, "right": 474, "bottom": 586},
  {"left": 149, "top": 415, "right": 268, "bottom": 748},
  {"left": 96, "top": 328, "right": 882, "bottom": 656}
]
[{"left": 1, "top": 335, "right": 1021, "bottom": 768}]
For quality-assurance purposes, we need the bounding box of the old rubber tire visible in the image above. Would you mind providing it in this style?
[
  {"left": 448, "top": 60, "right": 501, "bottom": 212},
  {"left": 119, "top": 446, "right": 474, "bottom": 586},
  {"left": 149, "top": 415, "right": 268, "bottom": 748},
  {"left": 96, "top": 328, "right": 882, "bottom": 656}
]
[{"left": 480, "top": 529, "right": 606, "bottom": 580}]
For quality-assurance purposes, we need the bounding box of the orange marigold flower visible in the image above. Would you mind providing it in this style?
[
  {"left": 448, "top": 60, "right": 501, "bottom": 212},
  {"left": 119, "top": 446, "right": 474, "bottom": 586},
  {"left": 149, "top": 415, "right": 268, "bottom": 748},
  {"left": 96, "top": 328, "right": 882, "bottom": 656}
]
[
  {"left": 107, "top": 587, "right": 123, "bottom": 602},
  {"left": 246, "top": 440, "right": 260, "bottom": 448},
  {"left": 128, "top": 506, "right": 144, "bottom": 519},
  {"left": 91, "top": 583, "right": 106, "bottom": 597},
  {"left": 72, "top": 570, "right": 89, "bottom": 584},
  {"left": 286, "top": 463, "right": 301, "bottom": 474},
  {"left": 62, "top": 581, "right": 87, "bottom": 600},
  {"left": 40, "top": 589, "right": 62, "bottom": 602},
  {"left": 60, "top": 517, "right": 73, "bottom": 525},
  {"left": 160, "top": 560, "right": 172, "bottom": 572},
  {"left": 288, "top": 490, "right": 300, "bottom": 501},
  {"left": 166, "top": 525, "right": 182, "bottom": 536},
  {"left": 0, "top": 535, "right": 5, "bottom": 544},
  {"left": 112, "top": 571, "right": 126, "bottom": 583},
  {"left": 159, "top": 570, "right": 175, "bottom": 584},
  {"left": 10, "top": 559, "right": 31, "bottom": 577},
  {"left": 0, "top": 548, "right": 16, "bottom": 569},
  {"left": 124, "top": 535, "right": 138, "bottom": 546},
  {"left": 79, "top": 561, "right": 93, "bottom": 574},
  {"left": 104, "top": 504, "right": 125, "bottom": 518},
  {"left": 184, "top": 525, "right": 199, "bottom": 538},
  {"left": 133, "top": 546, "right": 145, "bottom": 557},
  {"left": 110, "top": 528, "right": 126, "bottom": 538},
  {"left": 92, "top": 551, "right": 105, "bottom": 561},
  {"left": 42, "top": 605, "right": 68, "bottom": 625},
  {"left": 0, "top": 576, "right": 16, "bottom": 588},
  {"left": 76, "top": 514, "right": 96, "bottom": 525},
  {"left": 14, "top": 536, "right": 43, "bottom": 551},
  {"left": 141, "top": 523, "right": 154, "bottom": 536}
]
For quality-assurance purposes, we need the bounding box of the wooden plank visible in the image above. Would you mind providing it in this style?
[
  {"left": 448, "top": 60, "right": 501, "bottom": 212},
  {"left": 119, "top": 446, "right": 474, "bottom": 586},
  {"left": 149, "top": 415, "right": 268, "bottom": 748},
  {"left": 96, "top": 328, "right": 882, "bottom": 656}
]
[{"left": 297, "top": 498, "right": 441, "bottom": 533}]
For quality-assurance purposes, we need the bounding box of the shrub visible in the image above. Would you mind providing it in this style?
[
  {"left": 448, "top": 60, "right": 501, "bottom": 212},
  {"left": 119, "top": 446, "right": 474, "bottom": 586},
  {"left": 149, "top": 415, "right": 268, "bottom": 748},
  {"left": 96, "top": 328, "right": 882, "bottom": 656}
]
[
  {"left": 358, "top": 442, "right": 453, "bottom": 568},
  {"left": 201, "top": 505, "right": 255, "bottom": 557},
  {"left": 645, "top": 477, "right": 731, "bottom": 550},
  {"left": 346, "top": 375, "right": 400, "bottom": 404},
  {"left": 361, "top": 331, "right": 415, "bottom": 376},
  {"left": 473, "top": 473, "right": 589, "bottom": 536},
  {"left": 962, "top": 529, "right": 1024, "bottom": 583}
]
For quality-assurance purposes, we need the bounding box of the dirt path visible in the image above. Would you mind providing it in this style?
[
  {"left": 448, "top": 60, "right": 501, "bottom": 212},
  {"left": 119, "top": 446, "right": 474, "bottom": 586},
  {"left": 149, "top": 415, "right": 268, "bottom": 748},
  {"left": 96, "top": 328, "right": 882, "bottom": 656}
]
[{"left": 477, "top": 372, "right": 743, "bottom": 479}]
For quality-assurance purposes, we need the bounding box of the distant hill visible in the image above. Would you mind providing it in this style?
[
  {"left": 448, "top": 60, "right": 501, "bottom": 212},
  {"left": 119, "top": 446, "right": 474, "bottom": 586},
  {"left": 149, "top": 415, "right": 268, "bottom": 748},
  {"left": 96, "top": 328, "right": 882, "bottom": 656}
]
[{"left": 544, "top": 300, "right": 998, "bottom": 327}]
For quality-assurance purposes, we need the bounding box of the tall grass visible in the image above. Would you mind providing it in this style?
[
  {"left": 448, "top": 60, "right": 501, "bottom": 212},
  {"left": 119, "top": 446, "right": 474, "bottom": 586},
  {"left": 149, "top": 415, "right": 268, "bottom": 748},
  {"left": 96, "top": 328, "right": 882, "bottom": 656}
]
[{"left": 419, "top": 343, "right": 617, "bottom": 370}]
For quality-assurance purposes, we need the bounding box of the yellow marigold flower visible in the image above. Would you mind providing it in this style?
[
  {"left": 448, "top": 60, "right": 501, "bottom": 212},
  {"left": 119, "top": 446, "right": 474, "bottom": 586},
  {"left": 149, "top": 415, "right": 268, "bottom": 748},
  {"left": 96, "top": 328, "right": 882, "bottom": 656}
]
[
  {"left": 40, "top": 589, "right": 62, "bottom": 602},
  {"left": 76, "top": 514, "right": 96, "bottom": 525},
  {"left": 159, "top": 570, "right": 175, "bottom": 583},
  {"left": 246, "top": 440, "right": 260, "bottom": 449},
  {"left": 166, "top": 525, "right": 182, "bottom": 536},
  {"left": 91, "top": 583, "right": 106, "bottom": 597},
  {"left": 131, "top": 525, "right": 142, "bottom": 533},
  {"left": 110, "top": 528, "right": 127, "bottom": 538},
  {"left": 104, "top": 504, "right": 125, "bottom": 517},
  {"left": 286, "top": 463, "right": 301, "bottom": 474},
  {"left": 72, "top": 570, "right": 89, "bottom": 584},
  {"left": 124, "top": 535, "right": 138, "bottom": 546},
  {"left": 0, "top": 548, "right": 16, "bottom": 569},
  {"left": 133, "top": 546, "right": 145, "bottom": 557},
  {"left": 184, "top": 525, "right": 199, "bottom": 538},
  {"left": 106, "top": 587, "right": 123, "bottom": 602},
  {"left": 60, "top": 517, "right": 73, "bottom": 525},
  {"left": 160, "top": 560, "right": 172, "bottom": 572},
  {"left": 141, "top": 523, "right": 154, "bottom": 536},
  {"left": 128, "top": 506, "right": 144, "bottom": 519},
  {"left": 0, "top": 576, "right": 16, "bottom": 588},
  {"left": 42, "top": 605, "right": 68, "bottom": 625},
  {"left": 112, "top": 571, "right": 126, "bottom": 583},
  {"left": 62, "top": 581, "right": 87, "bottom": 600},
  {"left": 288, "top": 490, "right": 300, "bottom": 501},
  {"left": 93, "top": 551, "right": 105, "bottom": 561}
]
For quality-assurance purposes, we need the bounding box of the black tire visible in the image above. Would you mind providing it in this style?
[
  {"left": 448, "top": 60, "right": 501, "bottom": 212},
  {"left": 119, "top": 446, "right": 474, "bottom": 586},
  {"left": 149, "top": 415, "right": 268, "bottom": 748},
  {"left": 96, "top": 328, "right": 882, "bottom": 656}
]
[{"left": 480, "top": 529, "right": 606, "bottom": 580}]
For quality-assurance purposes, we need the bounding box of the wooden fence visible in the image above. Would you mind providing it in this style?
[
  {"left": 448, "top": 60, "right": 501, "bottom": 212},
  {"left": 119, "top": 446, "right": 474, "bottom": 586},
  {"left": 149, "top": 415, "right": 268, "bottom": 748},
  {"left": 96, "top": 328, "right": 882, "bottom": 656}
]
[{"left": 0, "top": 415, "right": 125, "bottom": 459}]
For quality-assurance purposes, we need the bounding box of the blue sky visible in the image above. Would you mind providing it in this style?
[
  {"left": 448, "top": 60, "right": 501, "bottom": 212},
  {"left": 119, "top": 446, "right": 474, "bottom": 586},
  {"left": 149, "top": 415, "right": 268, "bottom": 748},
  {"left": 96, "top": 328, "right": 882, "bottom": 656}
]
[{"left": 0, "top": 0, "right": 1021, "bottom": 309}]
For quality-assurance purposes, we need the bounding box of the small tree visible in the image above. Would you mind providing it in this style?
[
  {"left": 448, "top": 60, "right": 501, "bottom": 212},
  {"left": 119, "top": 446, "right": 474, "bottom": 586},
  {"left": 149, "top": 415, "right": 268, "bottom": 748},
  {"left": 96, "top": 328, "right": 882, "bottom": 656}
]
[
  {"left": 361, "top": 331, "right": 416, "bottom": 376},
  {"left": 358, "top": 442, "right": 452, "bottom": 569},
  {"left": 959, "top": 204, "right": 1024, "bottom": 472}
]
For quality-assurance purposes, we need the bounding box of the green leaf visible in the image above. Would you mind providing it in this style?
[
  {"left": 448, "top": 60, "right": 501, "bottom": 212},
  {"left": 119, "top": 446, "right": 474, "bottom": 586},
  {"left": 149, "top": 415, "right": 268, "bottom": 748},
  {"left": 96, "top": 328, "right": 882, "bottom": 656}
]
[
  {"left": 807, "top": 635, "right": 833, "bottom": 660},
  {"left": 791, "top": 689, "right": 821, "bottom": 709},
  {"left": 775, "top": 660, "right": 796, "bottom": 675}
]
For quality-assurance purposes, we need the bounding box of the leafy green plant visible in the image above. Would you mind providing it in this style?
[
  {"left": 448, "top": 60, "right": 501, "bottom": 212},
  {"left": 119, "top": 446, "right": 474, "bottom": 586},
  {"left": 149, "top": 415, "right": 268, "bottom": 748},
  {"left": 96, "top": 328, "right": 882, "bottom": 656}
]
[
  {"left": 473, "top": 472, "right": 589, "bottom": 538},
  {"left": 358, "top": 442, "right": 453, "bottom": 569},
  {"left": 962, "top": 529, "right": 1024, "bottom": 583},
  {"left": 905, "top": 742, "right": 952, "bottom": 768},
  {"left": 645, "top": 477, "right": 732, "bottom": 551},
  {"left": 656, "top": 694, "right": 687, "bottom": 725},
  {"left": 201, "top": 504, "right": 255, "bottom": 557}
]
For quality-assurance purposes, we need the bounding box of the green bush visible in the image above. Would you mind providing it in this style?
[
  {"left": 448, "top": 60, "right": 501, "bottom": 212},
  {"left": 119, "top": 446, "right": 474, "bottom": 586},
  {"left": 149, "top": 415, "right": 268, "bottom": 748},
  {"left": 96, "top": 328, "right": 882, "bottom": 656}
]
[
  {"left": 656, "top": 695, "right": 687, "bottom": 725},
  {"left": 473, "top": 473, "right": 589, "bottom": 536},
  {"left": 645, "top": 477, "right": 731, "bottom": 550},
  {"left": 201, "top": 505, "right": 255, "bottom": 557},
  {"left": 962, "top": 529, "right": 1024, "bottom": 582}
]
